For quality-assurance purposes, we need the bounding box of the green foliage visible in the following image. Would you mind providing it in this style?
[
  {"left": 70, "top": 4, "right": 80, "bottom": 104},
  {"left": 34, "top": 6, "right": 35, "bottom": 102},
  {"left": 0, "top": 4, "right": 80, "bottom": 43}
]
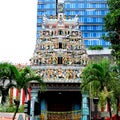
[
  {"left": 0, "top": 62, "right": 45, "bottom": 120},
  {"left": 103, "top": 0, "right": 120, "bottom": 66},
  {"left": 107, "top": 0, "right": 120, "bottom": 12},
  {"left": 0, "top": 63, "right": 17, "bottom": 104},
  {"left": 99, "top": 90, "right": 114, "bottom": 108},
  {"left": 0, "top": 104, "right": 24, "bottom": 113},
  {"left": 88, "top": 45, "right": 103, "bottom": 50},
  {"left": 81, "top": 58, "right": 116, "bottom": 112},
  {"left": 110, "top": 65, "right": 120, "bottom": 97},
  {"left": 81, "top": 58, "right": 120, "bottom": 115},
  {"left": 15, "top": 66, "right": 45, "bottom": 93},
  {"left": 6, "top": 106, "right": 16, "bottom": 112},
  {"left": 18, "top": 105, "right": 24, "bottom": 113},
  {"left": 104, "top": 10, "right": 120, "bottom": 31}
]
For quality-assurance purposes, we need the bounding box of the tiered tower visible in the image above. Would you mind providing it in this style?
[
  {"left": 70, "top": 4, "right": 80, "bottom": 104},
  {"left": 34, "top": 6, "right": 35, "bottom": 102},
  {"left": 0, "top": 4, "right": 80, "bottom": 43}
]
[
  {"left": 31, "top": 9, "right": 88, "bottom": 84},
  {"left": 30, "top": 1, "right": 89, "bottom": 119}
]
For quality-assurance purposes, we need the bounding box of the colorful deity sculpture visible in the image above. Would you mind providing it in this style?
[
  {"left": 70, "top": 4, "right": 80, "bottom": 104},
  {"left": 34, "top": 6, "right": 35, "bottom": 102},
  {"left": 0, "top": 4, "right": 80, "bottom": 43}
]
[{"left": 31, "top": 11, "right": 88, "bottom": 82}]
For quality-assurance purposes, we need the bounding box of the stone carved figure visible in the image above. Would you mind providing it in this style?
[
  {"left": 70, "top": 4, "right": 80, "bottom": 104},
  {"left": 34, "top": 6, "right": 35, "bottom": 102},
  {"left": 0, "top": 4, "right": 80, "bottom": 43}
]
[
  {"left": 43, "top": 15, "right": 47, "bottom": 24},
  {"left": 36, "top": 68, "right": 83, "bottom": 81},
  {"left": 58, "top": 14, "right": 63, "bottom": 25},
  {"left": 81, "top": 54, "right": 88, "bottom": 65},
  {"left": 57, "top": 68, "right": 64, "bottom": 78},
  {"left": 74, "top": 15, "right": 79, "bottom": 29},
  {"left": 75, "top": 15, "right": 79, "bottom": 22},
  {"left": 51, "top": 53, "right": 57, "bottom": 64},
  {"left": 31, "top": 10, "right": 89, "bottom": 83}
]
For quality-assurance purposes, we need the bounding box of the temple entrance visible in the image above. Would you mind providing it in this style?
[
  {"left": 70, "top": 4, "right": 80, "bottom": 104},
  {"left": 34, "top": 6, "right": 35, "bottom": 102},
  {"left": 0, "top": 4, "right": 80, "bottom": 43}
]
[
  {"left": 39, "top": 83, "right": 82, "bottom": 120},
  {"left": 45, "top": 91, "right": 81, "bottom": 120},
  {"left": 47, "top": 92, "right": 72, "bottom": 112}
]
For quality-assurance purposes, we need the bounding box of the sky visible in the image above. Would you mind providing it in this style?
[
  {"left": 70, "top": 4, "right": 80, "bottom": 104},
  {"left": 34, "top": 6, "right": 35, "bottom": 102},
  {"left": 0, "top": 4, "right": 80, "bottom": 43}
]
[{"left": 0, "top": 0, "right": 37, "bottom": 64}]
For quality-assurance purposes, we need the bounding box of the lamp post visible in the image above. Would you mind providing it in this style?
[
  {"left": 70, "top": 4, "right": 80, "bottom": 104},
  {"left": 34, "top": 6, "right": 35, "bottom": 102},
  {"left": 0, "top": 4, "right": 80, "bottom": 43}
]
[{"left": 93, "top": 98, "right": 99, "bottom": 120}]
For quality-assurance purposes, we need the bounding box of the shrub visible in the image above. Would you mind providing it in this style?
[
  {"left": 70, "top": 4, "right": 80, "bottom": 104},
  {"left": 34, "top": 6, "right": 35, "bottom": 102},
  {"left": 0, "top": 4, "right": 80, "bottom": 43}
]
[
  {"left": 88, "top": 45, "right": 103, "bottom": 50},
  {"left": 0, "top": 104, "right": 24, "bottom": 113}
]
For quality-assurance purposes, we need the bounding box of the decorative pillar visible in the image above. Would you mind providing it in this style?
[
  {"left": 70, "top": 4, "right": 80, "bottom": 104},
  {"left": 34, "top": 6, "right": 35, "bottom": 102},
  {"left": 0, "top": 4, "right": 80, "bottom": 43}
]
[
  {"left": 41, "top": 99, "right": 47, "bottom": 120},
  {"left": 29, "top": 82, "right": 41, "bottom": 120},
  {"left": 82, "top": 94, "right": 89, "bottom": 120},
  {"left": 30, "top": 96, "right": 37, "bottom": 120}
]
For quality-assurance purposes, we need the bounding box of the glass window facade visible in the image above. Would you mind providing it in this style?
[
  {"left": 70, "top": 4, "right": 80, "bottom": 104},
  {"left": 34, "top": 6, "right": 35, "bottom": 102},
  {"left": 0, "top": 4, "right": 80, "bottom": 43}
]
[{"left": 37, "top": 0, "right": 110, "bottom": 47}]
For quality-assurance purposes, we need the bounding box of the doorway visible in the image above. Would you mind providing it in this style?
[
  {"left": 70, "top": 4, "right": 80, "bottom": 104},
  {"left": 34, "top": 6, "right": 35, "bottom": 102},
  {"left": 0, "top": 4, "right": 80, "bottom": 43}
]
[
  {"left": 46, "top": 91, "right": 81, "bottom": 112},
  {"left": 46, "top": 91, "right": 81, "bottom": 120}
]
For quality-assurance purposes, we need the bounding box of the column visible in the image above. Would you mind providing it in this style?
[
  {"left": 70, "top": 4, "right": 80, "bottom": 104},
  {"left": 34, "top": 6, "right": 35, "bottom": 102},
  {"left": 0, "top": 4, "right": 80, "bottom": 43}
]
[
  {"left": 30, "top": 89, "right": 40, "bottom": 120},
  {"left": 40, "top": 99, "right": 47, "bottom": 120},
  {"left": 82, "top": 94, "right": 89, "bottom": 120}
]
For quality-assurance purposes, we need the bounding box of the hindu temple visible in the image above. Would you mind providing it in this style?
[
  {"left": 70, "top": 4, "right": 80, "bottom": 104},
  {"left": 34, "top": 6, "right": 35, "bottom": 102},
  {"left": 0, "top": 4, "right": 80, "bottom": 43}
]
[{"left": 30, "top": 1, "right": 89, "bottom": 120}]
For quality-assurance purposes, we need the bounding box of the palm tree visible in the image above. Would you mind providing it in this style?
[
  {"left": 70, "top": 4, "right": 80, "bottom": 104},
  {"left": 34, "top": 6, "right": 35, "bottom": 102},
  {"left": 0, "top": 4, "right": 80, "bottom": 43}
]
[
  {"left": 12, "top": 65, "right": 45, "bottom": 120},
  {"left": 0, "top": 62, "right": 16, "bottom": 104},
  {"left": 0, "top": 62, "right": 45, "bottom": 120},
  {"left": 81, "top": 58, "right": 114, "bottom": 120},
  {"left": 110, "top": 65, "right": 120, "bottom": 119}
]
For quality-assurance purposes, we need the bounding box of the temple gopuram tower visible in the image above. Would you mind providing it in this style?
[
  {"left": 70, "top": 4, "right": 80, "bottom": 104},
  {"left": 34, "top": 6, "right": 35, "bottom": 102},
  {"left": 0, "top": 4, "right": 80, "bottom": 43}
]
[{"left": 30, "top": 1, "right": 89, "bottom": 120}]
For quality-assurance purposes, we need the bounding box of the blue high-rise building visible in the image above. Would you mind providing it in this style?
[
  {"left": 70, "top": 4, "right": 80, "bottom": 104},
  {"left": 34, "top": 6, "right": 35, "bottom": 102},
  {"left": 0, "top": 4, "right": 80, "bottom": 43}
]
[{"left": 37, "top": 0, "right": 110, "bottom": 47}]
